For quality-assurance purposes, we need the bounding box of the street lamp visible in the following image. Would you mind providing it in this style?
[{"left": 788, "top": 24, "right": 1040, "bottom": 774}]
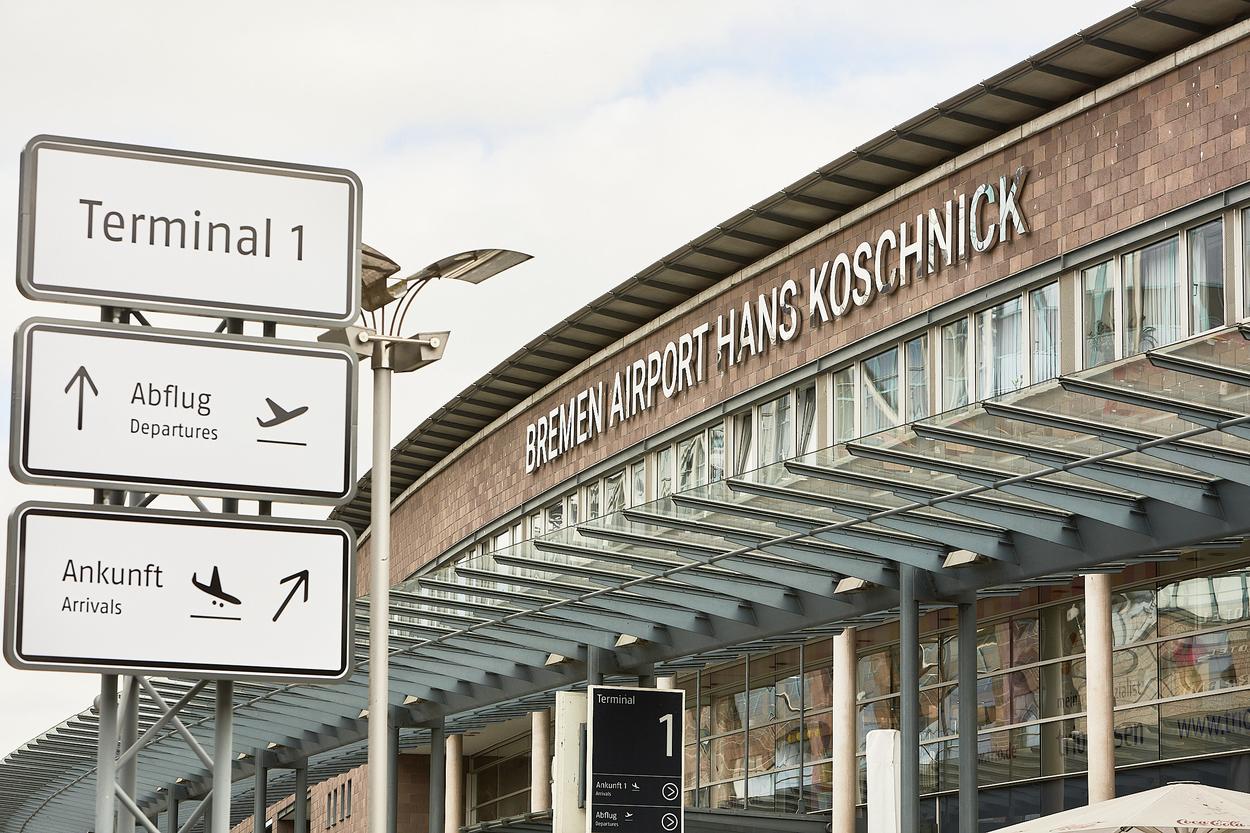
[{"left": 331, "top": 244, "right": 531, "bottom": 833}]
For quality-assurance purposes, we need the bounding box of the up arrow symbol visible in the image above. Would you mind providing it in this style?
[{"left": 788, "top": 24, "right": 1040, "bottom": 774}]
[{"left": 63, "top": 366, "right": 98, "bottom": 431}]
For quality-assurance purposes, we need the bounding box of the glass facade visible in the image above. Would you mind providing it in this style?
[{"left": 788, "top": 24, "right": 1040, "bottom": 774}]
[{"left": 673, "top": 551, "right": 1250, "bottom": 823}]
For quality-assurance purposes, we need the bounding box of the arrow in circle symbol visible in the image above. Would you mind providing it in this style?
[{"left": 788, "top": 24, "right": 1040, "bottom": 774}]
[
  {"left": 272, "top": 570, "right": 310, "bottom": 622},
  {"left": 63, "top": 366, "right": 98, "bottom": 431}
]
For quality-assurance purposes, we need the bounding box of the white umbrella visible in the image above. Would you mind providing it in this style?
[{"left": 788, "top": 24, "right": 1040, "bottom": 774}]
[{"left": 992, "top": 783, "right": 1250, "bottom": 833}]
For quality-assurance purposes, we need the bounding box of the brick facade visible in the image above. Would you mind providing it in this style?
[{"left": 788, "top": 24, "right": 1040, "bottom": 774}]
[{"left": 368, "top": 34, "right": 1250, "bottom": 586}]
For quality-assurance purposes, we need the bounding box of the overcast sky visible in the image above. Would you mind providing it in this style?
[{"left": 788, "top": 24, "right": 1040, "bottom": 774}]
[{"left": 0, "top": 1, "right": 1130, "bottom": 760}]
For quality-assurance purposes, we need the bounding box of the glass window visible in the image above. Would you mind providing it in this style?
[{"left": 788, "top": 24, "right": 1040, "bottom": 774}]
[
  {"left": 833, "top": 367, "right": 856, "bottom": 443},
  {"left": 733, "top": 412, "right": 754, "bottom": 474},
  {"left": 656, "top": 447, "right": 673, "bottom": 499},
  {"left": 529, "top": 512, "right": 543, "bottom": 539},
  {"left": 941, "top": 319, "right": 968, "bottom": 411},
  {"left": 1030, "top": 282, "right": 1059, "bottom": 383},
  {"left": 796, "top": 385, "right": 817, "bottom": 456},
  {"left": 631, "top": 461, "right": 647, "bottom": 506},
  {"left": 545, "top": 501, "right": 563, "bottom": 532},
  {"left": 759, "top": 394, "right": 792, "bottom": 466},
  {"left": 1189, "top": 219, "right": 1224, "bottom": 333},
  {"left": 587, "top": 483, "right": 601, "bottom": 520},
  {"left": 1158, "top": 570, "right": 1250, "bottom": 637},
  {"left": 905, "top": 335, "right": 929, "bottom": 422},
  {"left": 567, "top": 492, "right": 579, "bottom": 526},
  {"left": 605, "top": 471, "right": 625, "bottom": 515},
  {"left": 678, "top": 433, "right": 708, "bottom": 492},
  {"left": 709, "top": 424, "right": 726, "bottom": 482},
  {"left": 1243, "top": 209, "right": 1250, "bottom": 318},
  {"left": 861, "top": 348, "right": 899, "bottom": 434},
  {"left": 1082, "top": 261, "right": 1116, "bottom": 367},
  {"left": 976, "top": 297, "right": 1023, "bottom": 399},
  {"left": 1123, "top": 236, "right": 1180, "bottom": 354}
]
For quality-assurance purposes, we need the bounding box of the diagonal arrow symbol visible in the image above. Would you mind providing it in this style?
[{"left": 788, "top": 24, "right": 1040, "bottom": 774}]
[
  {"left": 272, "top": 569, "right": 310, "bottom": 622},
  {"left": 63, "top": 366, "right": 98, "bottom": 431}
]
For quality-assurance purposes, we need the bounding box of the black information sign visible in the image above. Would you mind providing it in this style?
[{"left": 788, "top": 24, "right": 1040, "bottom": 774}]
[{"left": 587, "top": 685, "right": 685, "bottom": 833}]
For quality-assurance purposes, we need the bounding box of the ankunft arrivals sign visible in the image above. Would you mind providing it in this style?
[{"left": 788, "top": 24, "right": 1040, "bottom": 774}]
[{"left": 524, "top": 168, "right": 1029, "bottom": 473}]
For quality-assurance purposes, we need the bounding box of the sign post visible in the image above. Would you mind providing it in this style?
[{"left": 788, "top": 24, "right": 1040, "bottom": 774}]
[
  {"left": 586, "top": 685, "right": 685, "bottom": 833},
  {"left": 7, "top": 134, "right": 364, "bottom": 833}
]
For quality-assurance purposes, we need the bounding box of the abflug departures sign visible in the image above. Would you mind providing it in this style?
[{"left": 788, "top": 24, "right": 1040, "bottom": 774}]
[
  {"left": 11, "top": 318, "right": 358, "bottom": 503},
  {"left": 588, "top": 685, "right": 685, "bottom": 833},
  {"left": 16, "top": 135, "right": 361, "bottom": 325}
]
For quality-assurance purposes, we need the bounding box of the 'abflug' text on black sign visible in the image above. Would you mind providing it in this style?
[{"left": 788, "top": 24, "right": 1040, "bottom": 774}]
[{"left": 587, "top": 686, "right": 685, "bottom": 833}]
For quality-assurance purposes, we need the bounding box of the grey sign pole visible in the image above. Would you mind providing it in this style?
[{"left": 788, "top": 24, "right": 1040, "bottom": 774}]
[
  {"left": 367, "top": 344, "right": 393, "bottom": 833},
  {"left": 213, "top": 680, "right": 234, "bottom": 833}
]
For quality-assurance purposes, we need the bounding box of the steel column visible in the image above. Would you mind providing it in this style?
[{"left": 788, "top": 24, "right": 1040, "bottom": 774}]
[
  {"left": 165, "top": 785, "right": 179, "bottom": 833},
  {"left": 388, "top": 722, "right": 399, "bottom": 833},
  {"left": 118, "top": 677, "right": 139, "bottom": 833},
  {"left": 1086, "top": 574, "right": 1116, "bottom": 802},
  {"left": 428, "top": 718, "right": 446, "bottom": 833},
  {"left": 212, "top": 681, "right": 233, "bottom": 833},
  {"left": 958, "top": 602, "right": 977, "bottom": 833},
  {"left": 898, "top": 566, "right": 919, "bottom": 833},
  {"left": 96, "top": 674, "right": 119, "bottom": 833},
  {"left": 294, "top": 763, "right": 309, "bottom": 833},
  {"left": 369, "top": 351, "right": 393, "bottom": 833},
  {"left": 832, "top": 628, "right": 857, "bottom": 833},
  {"left": 585, "top": 646, "right": 604, "bottom": 686},
  {"left": 253, "top": 748, "right": 267, "bottom": 832}
]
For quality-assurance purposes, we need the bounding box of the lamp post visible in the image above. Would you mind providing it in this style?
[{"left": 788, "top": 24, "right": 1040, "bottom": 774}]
[{"left": 344, "top": 244, "right": 531, "bottom": 833}]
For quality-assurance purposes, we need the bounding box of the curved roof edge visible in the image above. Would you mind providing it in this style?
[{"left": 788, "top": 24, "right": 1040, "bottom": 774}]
[{"left": 331, "top": 0, "right": 1250, "bottom": 536}]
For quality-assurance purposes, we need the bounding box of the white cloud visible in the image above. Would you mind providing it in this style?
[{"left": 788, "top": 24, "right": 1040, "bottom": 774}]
[{"left": 0, "top": 0, "right": 1129, "bottom": 761}]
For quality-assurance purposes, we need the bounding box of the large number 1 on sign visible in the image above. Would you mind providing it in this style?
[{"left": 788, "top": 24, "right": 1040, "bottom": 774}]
[{"left": 658, "top": 713, "right": 674, "bottom": 757}]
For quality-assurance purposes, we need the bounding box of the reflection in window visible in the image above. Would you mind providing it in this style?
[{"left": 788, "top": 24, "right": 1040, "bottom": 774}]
[
  {"left": 1082, "top": 261, "right": 1115, "bottom": 367},
  {"left": 796, "top": 385, "right": 817, "bottom": 456},
  {"left": 759, "top": 394, "right": 792, "bottom": 466},
  {"left": 678, "top": 433, "right": 708, "bottom": 492},
  {"left": 1030, "top": 282, "right": 1059, "bottom": 383},
  {"left": 587, "top": 483, "right": 600, "bottom": 520},
  {"left": 733, "top": 412, "right": 755, "bottom": 474},
  {"left": 976, "top": 297, "right": 1023, "bottom": 399},
  {"left": 567, "top": 493, "right": 578, "bottom": 526},
  {"left": 656, "top": 446, "right": 673, "bottom": 499},
  {"left": 861, "top": 348, "right": 899, "bottom": 434},
  {"left": 605, "top": 471, "right": 625, "bottom": 514},
  {"left": 1244, "top": 210, "right": 1250, "bottom": 318},
  {"left": 1189, "top": 219, "right": 1224, "bottom": 333},
  {"left": 1123, "top": 236, "right": 1180, "bottom": 355},
  {"left": 833, "top": 367, "right": 856, "bottom": 443},
  {"left": 631, "top": 461, "right": 647, "bottom": 506},
  {"left": 710, "top": 424, "right": 725, "bottom": 482},
  {"left": 941, "top": 319, "right": 968, "bottom": 411},
  {"left": 545, "top": 501, "right": 563, "bottom": 532},
  {"left": 905, "top": 335, "right": 928, "bottom": 422}
]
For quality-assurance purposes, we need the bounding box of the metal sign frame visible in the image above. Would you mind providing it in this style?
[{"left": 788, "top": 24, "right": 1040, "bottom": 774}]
[
  {"left": 16, "top": 135, "right": 362, "bottom": 326},
  {"left": 10, "top": 317, "right": 359, "bottom": 504},
  {"left": 585, "top": 684, "right": 685, "bottom": 833},
  {"left": 4, "top": 501, "right": 356, "bottom": 681}
]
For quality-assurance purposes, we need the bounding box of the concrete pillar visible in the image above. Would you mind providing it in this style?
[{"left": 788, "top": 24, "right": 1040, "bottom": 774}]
[
  {"left": 531, "top": 710, "right": 553, "bottom": 812},
  {"left": 957, "top": 603, "right": 977, "bottom": 833},
  {"left": 832, "top": 628, "right": 857, "bottom": 833},
  {"left": 429, "top": 720, "right": 447, "bottom": 833},
  {"left": 1085, "top": 574, "right": 1115, "bottom": 803},
  {"left": 898, "top": 566, "right": 919, "bottom": 833},
  {"left": 446, "top": 734, "right": 465, "bottom": 833}
]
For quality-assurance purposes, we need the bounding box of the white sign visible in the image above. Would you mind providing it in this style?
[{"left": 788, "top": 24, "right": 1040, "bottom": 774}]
[
  {"left": 16, "top": 135, "right": 361, "bottom": 325},
  {"left": 5, "top": 502, "right": 355, "bottom": 681},
  {"left": 11, "top": 318, "right": 357, "bottom": 503}
]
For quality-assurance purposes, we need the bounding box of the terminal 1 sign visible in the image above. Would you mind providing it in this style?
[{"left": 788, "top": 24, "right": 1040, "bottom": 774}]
[{"left": 524, "top": 167, "right": 1030, "bottom": 474}]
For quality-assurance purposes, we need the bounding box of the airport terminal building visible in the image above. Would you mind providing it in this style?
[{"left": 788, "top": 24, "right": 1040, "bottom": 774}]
[{"left": 11, "top": 2, "right": 1250, "bottom": 833}]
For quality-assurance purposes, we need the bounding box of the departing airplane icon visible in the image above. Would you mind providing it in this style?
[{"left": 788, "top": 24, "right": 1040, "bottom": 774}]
[
  {"left": 257, "top": 398, "right": 308, "bottom": 428},
  {"left": 191, "top": 566, "right": 241, "bottom": 607}
]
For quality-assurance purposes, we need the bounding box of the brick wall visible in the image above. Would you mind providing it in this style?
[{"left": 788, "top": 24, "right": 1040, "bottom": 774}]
[
  {"left": 230, "top": 756, "right": 433, "bottom": 833},
  {"left": 373, "top": 33, "right": 1250, "bottom": 587}
]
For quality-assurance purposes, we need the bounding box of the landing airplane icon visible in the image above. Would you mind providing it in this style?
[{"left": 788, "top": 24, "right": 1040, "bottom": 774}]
[
  {"left": 257, "top": 398, "right": 308, "bottom": 428},
  {"left": 191, "top": 566, "right": 241, "bottom": 607}
]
